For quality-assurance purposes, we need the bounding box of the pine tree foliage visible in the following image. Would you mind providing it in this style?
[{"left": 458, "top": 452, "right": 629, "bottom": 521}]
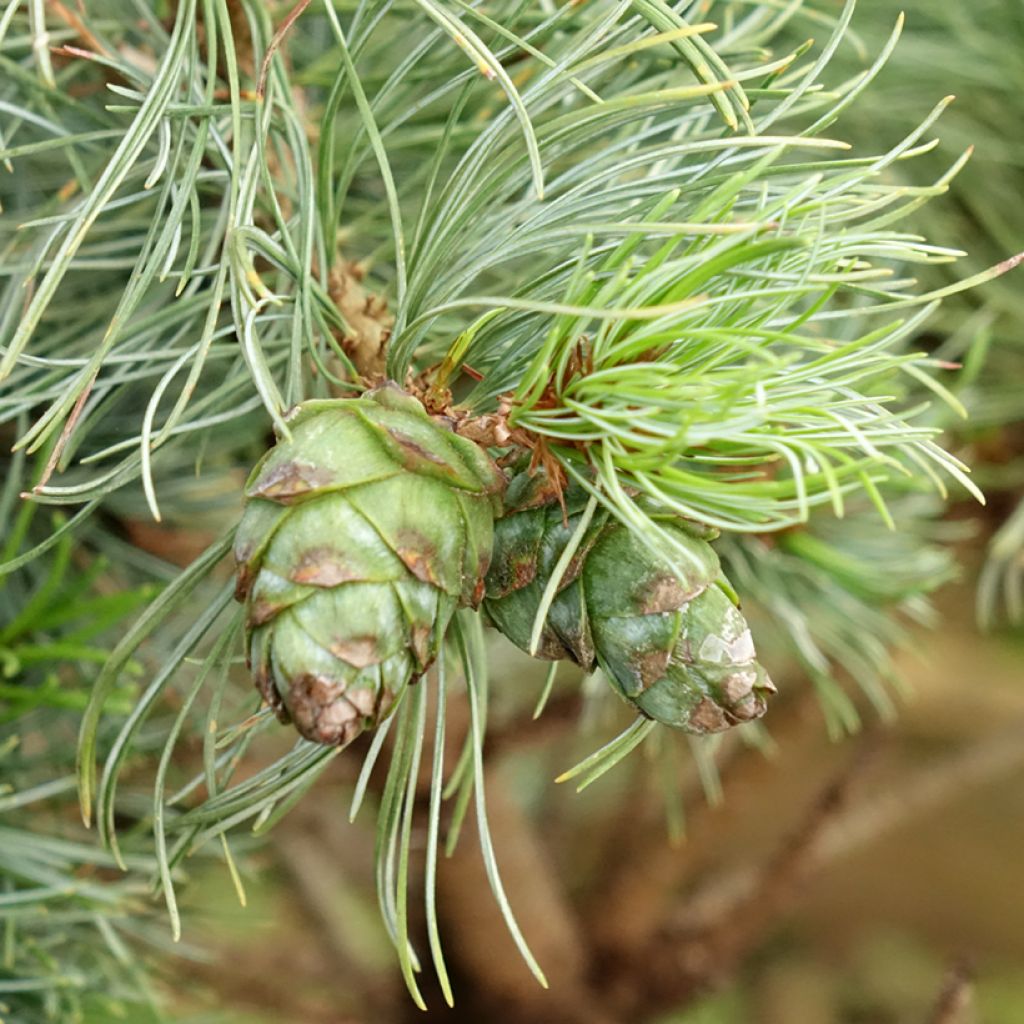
[
  {"left": 0, "top": 0, "right": 1018, "bottom": 1006},
  {"left": 834, "top": 0, "right": 1024, "bottom": 626},
  {"left": 0, "top": 447, "right": 168, "bottom": 1023}
]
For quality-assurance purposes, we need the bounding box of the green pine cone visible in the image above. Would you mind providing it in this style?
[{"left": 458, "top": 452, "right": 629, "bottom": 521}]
[
  {"left": 483, "top": 476, "right": 775, "bottom": 732},
  {"left": 234, "top": 384, "right": 504, "bottom": 745}
]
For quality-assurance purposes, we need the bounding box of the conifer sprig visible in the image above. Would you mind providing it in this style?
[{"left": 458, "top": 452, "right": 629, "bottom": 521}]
[
  {"left": 1, "top": 0, "right": 1005, "bottom": 538},
  {"left": 1, "top": 0, "right": 1015, "bottom": 1007}
]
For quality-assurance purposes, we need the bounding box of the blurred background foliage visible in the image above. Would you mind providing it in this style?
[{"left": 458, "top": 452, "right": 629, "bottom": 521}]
[
  {"left": 1, "top": 0, "right": 1023, "bottom": 1022},
  {"left": 0, "top": 447, "right": 170, "bottom": 1023}
]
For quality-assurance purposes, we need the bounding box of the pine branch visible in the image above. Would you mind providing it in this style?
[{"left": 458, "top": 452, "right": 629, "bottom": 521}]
[
  {"left": 1, "top": 1, "right": 1016, "bottom": 1007},
  {"left": 656, "top": 736, "right": 877, "bottom": 997},
  {"left": 1, "top": 0, "right": 1011, "bottom": 534},
  {"left": 584, "top": 690, "right": 820, "bottom": 963},
  {"left": 659, "top": 720, "right": 1024, "bottom": 961}
]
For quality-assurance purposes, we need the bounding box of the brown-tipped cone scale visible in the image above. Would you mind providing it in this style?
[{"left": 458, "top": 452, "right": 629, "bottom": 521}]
[
  {"left": 483, "top": 474, "right": 775, "bottom": 732},
  {"left": 233, "top": 384, "right": 504, "bottom": 745}
]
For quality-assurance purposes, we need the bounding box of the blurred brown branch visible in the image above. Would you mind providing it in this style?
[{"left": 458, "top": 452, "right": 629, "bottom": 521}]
[
  {"left": 599, "top": 734, "right": 878, "bottom": 1016},
  {"left": 584, "top": 692, "right": 822, "bottom": 962},
  {"left": 677, "top": 719, "right": 1024, "bottom": 929}
]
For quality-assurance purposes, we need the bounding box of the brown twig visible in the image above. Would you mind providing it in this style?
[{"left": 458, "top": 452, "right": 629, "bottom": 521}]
[
  {"left": 683, "top": 737, "right": 877, "bottom": 974},
  {"left": 327, "top": 261, "right": 393, "bottom": 383},
  {"left": 605, "top": 734, "right": 878, "bottom": 1014},
  {"left": 584, "top": 690, "right": 821, "bottom": 961},
  {"left": 25, "top": 371, "right": 96, "bottom": 496},
  {"left": 634, "top": 721, "right": 1024, "bottom": 1018},
  {"left": 256, "top": 0, "right": 311, "bottom": 100},
  {"left": 48, "top": 0, "right": 114, "bottom": 59}
]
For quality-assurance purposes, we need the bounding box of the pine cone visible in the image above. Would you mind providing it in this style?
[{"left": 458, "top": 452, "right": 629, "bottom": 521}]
[
  {"left": 234, "top": 384, "right": 504, "bottom": 745},
  {"left": 483, "top": 476, "right": 775, "bottom": 732}
]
